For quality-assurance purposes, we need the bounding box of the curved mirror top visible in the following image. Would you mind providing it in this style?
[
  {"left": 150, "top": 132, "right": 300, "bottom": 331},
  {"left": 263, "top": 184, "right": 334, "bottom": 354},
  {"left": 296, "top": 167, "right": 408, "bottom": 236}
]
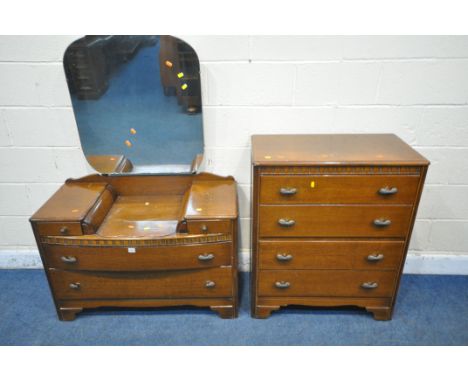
[{"left": 64, "top": 35, "right": 204, "bottom": 174}]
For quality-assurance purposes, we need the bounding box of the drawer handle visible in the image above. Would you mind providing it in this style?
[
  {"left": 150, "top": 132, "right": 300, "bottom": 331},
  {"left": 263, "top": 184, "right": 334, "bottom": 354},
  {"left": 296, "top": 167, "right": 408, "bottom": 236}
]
[
  {"left": 275, "top": 281, "right": 290, "bottom": 289},
  {"left": 361, "top": 282, "right": 378, "bottom": 289},
  {"left": 373, "top": 218, "right": 391, "bottom": 227},
  {"left": 278, "top": 218, "right": 295, "bottom": 227},
  {"left": 60, "top": 226, "right": 69, "bottom": 235},
  {"left": 61, "top": 256, "right": 77, "bottom": 264},
  {"left": 205, "top": 280, "right": 216, "bottom": 289},
  {"left": 198, "top": 253, "right": 215, "bottom": 261},
  {"left": 379, "top": 186, "right": 398, "bottom": 195},
  {"left": 276, "top": 253, "right": 293, "bottom": 262},
  {"left": 200, "top": 224, "right": 208, "bottom": 233},
  {"left": 279, "top": 187, "right": 297, "bottom": 196},
  {"left": 367, "top": 253, "right": 385, "bottom": 262},
  {"left": 69, "top": 282, "right": 80, "bottom": 290}
]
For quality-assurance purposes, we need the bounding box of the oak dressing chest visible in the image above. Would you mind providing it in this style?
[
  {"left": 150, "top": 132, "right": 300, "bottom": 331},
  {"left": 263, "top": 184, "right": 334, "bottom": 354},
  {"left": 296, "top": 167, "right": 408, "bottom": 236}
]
[
  {"left": 251, "top": 134, "right": 429, "bottom": 320},
  {"left": 30, "top": 35, "right": 238, "bottom": 320}
]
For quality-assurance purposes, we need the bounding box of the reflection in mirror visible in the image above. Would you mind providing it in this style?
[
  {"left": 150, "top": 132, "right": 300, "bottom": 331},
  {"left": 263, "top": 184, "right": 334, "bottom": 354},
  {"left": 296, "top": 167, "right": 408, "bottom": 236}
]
[{"left": 64, "top": 35, "right": 204, "bottom": 174}]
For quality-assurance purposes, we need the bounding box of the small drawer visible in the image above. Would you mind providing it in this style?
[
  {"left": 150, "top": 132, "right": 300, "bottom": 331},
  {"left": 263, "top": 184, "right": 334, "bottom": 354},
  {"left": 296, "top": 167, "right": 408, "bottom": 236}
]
[
  {"left": 186, "top": 220, "right": 231, "bottom": 235},
  {"left": 258, "top": 270, "right": 397, "bottom": 298},
  {"left": 36, "top": 222, "right": 83, "bottom": 237},
  {"left": 258, "top": 240, "right": 405, "bottom": 270},
  {"left": 49, "top": 267, "right": 233, "bottom": 300},
  {"left": 44, "top": 242, "right": 232, "bottom": 271},
  {"left": 260, "top": 175, "right": 420, "bottom": 205},
  {"left": 259, "top": 205, "right": 412, "bottom": 238}
]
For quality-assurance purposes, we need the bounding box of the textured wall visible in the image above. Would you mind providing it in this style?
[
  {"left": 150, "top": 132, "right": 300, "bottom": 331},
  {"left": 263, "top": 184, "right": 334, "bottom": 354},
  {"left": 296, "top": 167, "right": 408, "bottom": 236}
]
[{"left": 0, "top": 36, "right": 467, "bottom": 272}]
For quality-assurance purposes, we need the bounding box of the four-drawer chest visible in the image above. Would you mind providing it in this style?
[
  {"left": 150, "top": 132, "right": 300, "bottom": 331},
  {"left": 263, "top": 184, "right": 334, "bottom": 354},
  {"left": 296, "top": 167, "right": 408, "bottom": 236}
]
[{"left": 250, "top": 134, "right": 429, "bottom": 320}]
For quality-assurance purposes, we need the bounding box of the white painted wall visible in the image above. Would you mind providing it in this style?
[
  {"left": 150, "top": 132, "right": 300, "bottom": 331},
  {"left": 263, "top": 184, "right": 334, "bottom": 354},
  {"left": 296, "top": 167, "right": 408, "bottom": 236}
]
[{"left": 1, "top": 35, "right": 467, "bottom": 273}]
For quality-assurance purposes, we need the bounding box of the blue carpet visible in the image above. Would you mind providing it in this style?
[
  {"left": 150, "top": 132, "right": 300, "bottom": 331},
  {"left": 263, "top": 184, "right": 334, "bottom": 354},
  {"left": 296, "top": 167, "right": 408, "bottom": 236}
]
[
  {"left": 72, "top": 39, "right": 203, "bottom": 166},
  {"left": 0, "top": 270, "right": 466, "bottom": 345}
]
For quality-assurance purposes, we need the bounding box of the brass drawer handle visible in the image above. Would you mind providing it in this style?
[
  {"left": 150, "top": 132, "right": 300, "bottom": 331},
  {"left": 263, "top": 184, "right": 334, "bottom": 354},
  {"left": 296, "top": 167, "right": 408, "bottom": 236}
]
[
  {"left": 205, "top": 280, "right": 216, "bottom": 288},
  {"left": 198, "top": 253, "right": 215, "bottom": 261},
  {"left": 61, "top": 256, "right": 77, "bottom": 264},
  {"left": 279, "top": 187, "right": 297, "bottom": 196},
  {"left": 361, "top": 282, "right": 378, "bottom": 289},
  {"left": 373, "top": 218, "right": 391, "bottom": 227},
  {"left": 278, "top": 218, "right": 295, "bottom": 227},
  {"left": 275, "top": 281, "right": 291, "bottom": 289},
  {"left": 367, "top": 253, "right": 385, "bottom": 262},
  {"left": 69, "top": 282, "right": 80, "bottom": 290},
  {"left": 60, "top": 226, "right": 69, "bottom": 235},
  {"left": 276, "top": 253, "right": 293, "bottom": 262},
  {"left": 379, "top": 186, "right": 398, "bottom": 195}
]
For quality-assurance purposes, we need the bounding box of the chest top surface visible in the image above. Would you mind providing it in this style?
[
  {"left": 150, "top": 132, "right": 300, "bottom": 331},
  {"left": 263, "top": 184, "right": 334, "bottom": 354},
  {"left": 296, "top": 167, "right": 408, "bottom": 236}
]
[{"left": 252, "top": 134, "right": 429, "bottom": 166}]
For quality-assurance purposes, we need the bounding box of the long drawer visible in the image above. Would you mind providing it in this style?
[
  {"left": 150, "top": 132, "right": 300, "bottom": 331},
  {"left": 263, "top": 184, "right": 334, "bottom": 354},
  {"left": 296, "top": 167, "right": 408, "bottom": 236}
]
[
  {"left": 260, "top": 175, "right": 420, "bottom": 204},
  {"left": 258, "top": 270, "right": 397, "bottom": 298},
  {"left": 258, "top": 240, "right": 405, "bottom": 270},
  {"left": 259, "top": 205, "right": 412, "bottom": 238},
  {"left": 36, "top": 221, "right": 83, "bottom": 237},
  {"left": 49, "top": 267, "right": 233, "bottom": 300},
  {"left": 44, "top": 242, "right": 231, "bottom": 271}
]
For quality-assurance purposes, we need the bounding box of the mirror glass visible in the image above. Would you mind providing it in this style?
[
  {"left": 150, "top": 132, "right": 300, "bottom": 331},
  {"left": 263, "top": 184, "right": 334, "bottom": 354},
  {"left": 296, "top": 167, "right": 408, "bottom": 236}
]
[{"left": 64, "top": 35, "right": 204, "bottom": 174}]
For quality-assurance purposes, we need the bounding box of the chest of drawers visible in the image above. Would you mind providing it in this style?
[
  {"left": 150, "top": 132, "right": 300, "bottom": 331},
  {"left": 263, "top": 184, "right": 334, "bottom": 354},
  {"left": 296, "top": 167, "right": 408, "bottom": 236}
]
[{"left": 251, "top": 134, "right": 429, "bottom": 320}]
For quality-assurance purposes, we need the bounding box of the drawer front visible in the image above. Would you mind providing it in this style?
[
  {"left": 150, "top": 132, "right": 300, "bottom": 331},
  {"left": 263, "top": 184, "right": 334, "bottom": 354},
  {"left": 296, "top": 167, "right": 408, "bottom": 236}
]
[
  {"left": 260, "top": 175, "right": 420, "bottom": 205},
  {"left": 258, "top": 240, "right": 405, "bottom": 270},
  {"left": 36, "top": 222, "right": 83, "bottom": 237},
  {"left": 50, "top": 267, "right": 233, "bottom": 300},
  {"left": 44, "top": 242, "right": 232, "bottom": 271},
  {"left": 186, "top": 220, "right": 231, "bottom": 235},
  {"left": 258, "top": 270, "right": 397, "bottom": 298},
  {"left": 259, "top": 205, "right": 412, "bottom": 238},
  {"left": 82, "top": 188, "right": 115, "bottom": 234}
]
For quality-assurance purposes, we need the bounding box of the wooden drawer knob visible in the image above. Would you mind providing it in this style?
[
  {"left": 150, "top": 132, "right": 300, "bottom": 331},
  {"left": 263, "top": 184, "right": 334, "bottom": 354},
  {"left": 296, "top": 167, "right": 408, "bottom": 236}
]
[{"left": 60, "top": 226, "right": 69, "bottom": 235}]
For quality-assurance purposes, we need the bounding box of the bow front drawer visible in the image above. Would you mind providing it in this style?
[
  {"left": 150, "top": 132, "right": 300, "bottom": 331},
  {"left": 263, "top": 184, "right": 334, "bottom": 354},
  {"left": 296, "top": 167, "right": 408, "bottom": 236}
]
[
  {"left": 260, "top": 175, "right": 420, "bottom": 205},
  {"left": 259, "top": 205, "right": 413, "bottom": 238},
  {"left": 50, "top": 267, "right": 233, "bottom": 300},
  {"left": 44, "top": 242, "right": 232, "bottom": 271}
]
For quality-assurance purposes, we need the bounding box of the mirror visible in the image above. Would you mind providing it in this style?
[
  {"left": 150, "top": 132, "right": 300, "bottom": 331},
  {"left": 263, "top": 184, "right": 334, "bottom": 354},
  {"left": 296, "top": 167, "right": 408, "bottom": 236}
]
[{"left": 64, "top": 35, "right": 204, "bottom": 175}]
